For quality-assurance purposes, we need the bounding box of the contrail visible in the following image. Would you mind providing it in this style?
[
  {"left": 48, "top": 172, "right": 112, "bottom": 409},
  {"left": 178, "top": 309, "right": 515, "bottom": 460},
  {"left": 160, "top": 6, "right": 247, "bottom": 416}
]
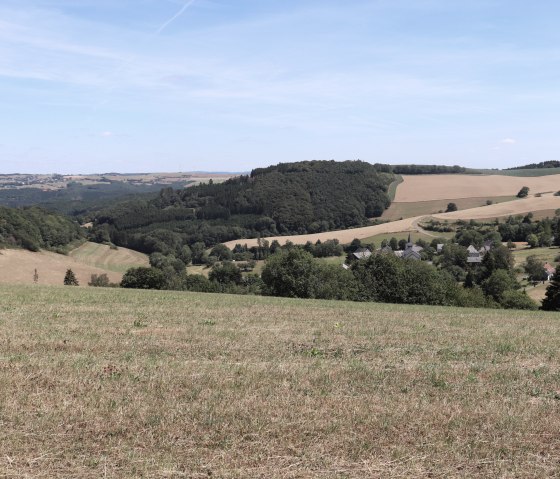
[{"left": 156, "top": 0, "right": 196, "bottom": 35}]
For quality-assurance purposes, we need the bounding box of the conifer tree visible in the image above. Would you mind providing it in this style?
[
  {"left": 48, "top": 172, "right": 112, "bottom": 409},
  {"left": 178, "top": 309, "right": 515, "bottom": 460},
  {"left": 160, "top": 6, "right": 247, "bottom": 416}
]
[
  {"left": 63, "top": 268, "right": 79, "bottom": 286},
  {"left": 541, "top": 270, "right": 560, "bottom": 311}
]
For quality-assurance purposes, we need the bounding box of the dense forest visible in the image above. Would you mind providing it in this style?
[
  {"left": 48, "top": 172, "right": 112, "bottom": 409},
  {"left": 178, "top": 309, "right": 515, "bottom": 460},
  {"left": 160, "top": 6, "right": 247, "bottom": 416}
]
[
  {"left": 373, "top": 164, "right": 467, "bottom": 175},
  {"left": 507, "top": 161, "right": 560, "bottom": 170},
  {"left": 90, "top": 160, "right": 395, "bottom": 254},
  {"left": 0, "top": 206, "right": 84, "bottom": 252}
]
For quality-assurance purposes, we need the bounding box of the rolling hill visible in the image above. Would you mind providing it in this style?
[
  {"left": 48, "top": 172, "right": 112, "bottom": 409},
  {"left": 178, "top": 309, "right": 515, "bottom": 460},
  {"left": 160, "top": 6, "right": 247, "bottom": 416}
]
[{"left": 0, "top": 242, "right": 148, "bottom": 286}]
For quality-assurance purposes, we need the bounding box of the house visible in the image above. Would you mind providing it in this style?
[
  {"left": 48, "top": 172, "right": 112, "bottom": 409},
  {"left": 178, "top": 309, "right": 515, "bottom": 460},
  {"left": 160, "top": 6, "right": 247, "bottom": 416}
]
[
  {"left": 466, "top": 244, "right": 482, "bottom": 264},
  {"left": 436, "top": 244, "right": 444, "bottom": 254},
  {"left": 467, "top": 241, "right": 494, "bottom": 264},
  {"left": 379, "top": 245, "right": 394, "bottom": 255},
  {"left": 544, "top": 262, "right": 556, "bottom": 281},
  {"left": 352, "top": 247, "right": 372, "bottom": 260}
]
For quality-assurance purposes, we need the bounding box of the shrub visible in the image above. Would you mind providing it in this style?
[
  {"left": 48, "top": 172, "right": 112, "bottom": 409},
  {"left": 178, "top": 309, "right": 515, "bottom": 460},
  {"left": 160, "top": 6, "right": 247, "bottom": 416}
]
[
  {"left": 517, "top": 186, "right": 529, "bottom": 198},
  {"left": 88, "top": 273, "right": 110, "bottom": 287},
  {"left": 121, "top": 267, "right": 166, "bottom": 289}
]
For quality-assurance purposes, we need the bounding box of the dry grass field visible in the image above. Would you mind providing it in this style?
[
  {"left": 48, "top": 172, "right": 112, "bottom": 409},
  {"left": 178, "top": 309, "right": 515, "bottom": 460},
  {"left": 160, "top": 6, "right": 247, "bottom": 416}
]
[
  {"left": 0, "top": 242, "right": 148, "bottom": 286},
  {"left": 382, "top": 196, "right": 515, "bottom": 221},
  {"left": 69, "top": 242, "right": 149, "bottom": 274},
  {"left": 223, "top": 217, "right": 423, "bottom": 248},
  {"left": 394, "top": 174, "right": 560, "bottom": 202},
  {"left": 432, "top": 195, "right": 560, "bottom": 221},
  {"left": 1, "top": 285, "right": 560, "bottom": 478}
]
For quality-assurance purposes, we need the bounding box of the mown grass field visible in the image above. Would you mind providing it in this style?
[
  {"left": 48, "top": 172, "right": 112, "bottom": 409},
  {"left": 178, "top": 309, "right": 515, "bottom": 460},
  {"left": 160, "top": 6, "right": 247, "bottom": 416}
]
[
  {"left": 382, "top": 196, "right": 516, "bottom": 221},
  {"left": 69, "top": 242, "right": 149, "bottom": 274},
  {"left": 1, "top": 285, "right": 560, "bottom": 478}
]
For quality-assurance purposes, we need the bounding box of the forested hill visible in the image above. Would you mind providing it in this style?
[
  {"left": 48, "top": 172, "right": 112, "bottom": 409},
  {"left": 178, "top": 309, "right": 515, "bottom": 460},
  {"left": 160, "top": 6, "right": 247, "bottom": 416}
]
[
  {"left": 0, "top": 206, "right": 84, "bottom": 252},
  {"left": 506, "top": 161, "right": 560, "bottom": 170},
  {"left": 92, "top": 160, "right": 394, "bottom": 252}
]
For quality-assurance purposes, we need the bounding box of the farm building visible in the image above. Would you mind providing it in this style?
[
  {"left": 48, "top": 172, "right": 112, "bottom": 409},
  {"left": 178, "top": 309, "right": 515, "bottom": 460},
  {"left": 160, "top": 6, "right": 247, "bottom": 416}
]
[
  {"left": 544, "top": 262, "right": 556, "bottom": 281},
  {"left": 352, "top": 247, "right": 372, "bottom": 260}
]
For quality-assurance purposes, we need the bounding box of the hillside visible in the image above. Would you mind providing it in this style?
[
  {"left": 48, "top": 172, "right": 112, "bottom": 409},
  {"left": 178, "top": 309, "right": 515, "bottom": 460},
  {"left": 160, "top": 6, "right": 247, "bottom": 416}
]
[
  {"left": 1, "top": 284, "right": 559, "bottom": 477},
  {"left": 0, "top": 242, "right": 148, "bottom": 286},
  {"left": 92, "top": 160, "right": 395, "bottom": 253}
]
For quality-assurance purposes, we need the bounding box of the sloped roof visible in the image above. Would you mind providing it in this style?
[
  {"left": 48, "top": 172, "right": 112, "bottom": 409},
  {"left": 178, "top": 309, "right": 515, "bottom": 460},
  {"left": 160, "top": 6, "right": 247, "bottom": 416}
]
[{"left": 353, "top": 247, "right": 372, "bottom": 259}]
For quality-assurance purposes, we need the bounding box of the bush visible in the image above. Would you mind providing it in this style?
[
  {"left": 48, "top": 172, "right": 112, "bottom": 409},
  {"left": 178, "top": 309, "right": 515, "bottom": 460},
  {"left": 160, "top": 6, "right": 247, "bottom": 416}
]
[
  {"left": 88, "top": 273, "right": 110, "bottom": 287},
  {"left": 446, "top": 202, "right": 458, "bottom": 212},
  {"left": 500, "top": 290, "right": 538, "bottom": 310},
  {"left": 517, "top": 186, "right": 529, "bottom": 198},
  {"left": 121, "top": 267, "right": 166, "bottom": 289}
]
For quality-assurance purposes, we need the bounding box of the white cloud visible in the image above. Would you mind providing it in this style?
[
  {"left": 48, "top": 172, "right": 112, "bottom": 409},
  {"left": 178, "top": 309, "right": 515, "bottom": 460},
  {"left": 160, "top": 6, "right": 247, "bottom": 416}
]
[
  {"left": 100, "top": 131, "right": 113, "bottom": 137},
  {"left": 500, "top": 138, "right": 517, "bottom": 144}
]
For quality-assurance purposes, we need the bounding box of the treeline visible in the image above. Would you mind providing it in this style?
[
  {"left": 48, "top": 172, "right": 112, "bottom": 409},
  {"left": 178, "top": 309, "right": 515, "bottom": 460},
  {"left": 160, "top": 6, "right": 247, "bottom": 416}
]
[
  {"left": 373, "top": 164, "right": 467, "bottom": 175},
  {"left": 90, "top": 160, "right": 394, "bottom": 254},
  {"left": 424, "top": 213, "right": 560, "bottom": 248},
  {"left": 0, "top": 206, "right": 84, "bottom": 252},
  {"left": 507, "top": 161, "right": 560, "bottom": 170},
  {"left": 120, "top": 240, "right": 536, "bottom": 310}
]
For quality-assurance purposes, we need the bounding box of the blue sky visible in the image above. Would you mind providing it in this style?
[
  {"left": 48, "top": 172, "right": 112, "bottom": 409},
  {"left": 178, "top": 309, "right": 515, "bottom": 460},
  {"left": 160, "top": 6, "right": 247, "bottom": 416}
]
[{"left": 1, "top": 0, "right": 560, "bottom": 173}]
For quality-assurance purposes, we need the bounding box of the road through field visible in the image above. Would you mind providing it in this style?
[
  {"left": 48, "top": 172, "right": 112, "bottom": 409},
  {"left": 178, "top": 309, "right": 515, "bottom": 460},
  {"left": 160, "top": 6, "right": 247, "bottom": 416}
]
[{"left": 223, "top": 195, "right": 560, "bottom": 248}]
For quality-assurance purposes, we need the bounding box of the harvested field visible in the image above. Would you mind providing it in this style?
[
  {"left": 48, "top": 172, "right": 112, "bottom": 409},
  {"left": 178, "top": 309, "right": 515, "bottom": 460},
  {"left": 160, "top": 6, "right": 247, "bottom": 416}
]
[
  {"left": 1, "top": 285, "right": 560, "bottom": 478},
  {"left": 223, "top": 216, "right": 423, "bottom": 248},
  {"left": 432, "top": 195, "right": 560, "bottom": 221},
  {"left": 394, "top": 174, "right": 560, "bottom": 202},
  {"left": 382, "top": 196, "right": 515, "bottom": 221}
]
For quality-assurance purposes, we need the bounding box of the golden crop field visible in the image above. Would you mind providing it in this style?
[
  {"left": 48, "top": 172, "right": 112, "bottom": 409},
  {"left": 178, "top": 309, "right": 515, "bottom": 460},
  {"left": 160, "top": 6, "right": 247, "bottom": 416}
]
[
  {"left": 1, "top": 285, "right": 559, "bottom": 478},
  {"left": 394, "top": 174, "right": 560, "bottom": 202},
  {"left": 0, "top": 242, "right": 148, "bottom": 287}
]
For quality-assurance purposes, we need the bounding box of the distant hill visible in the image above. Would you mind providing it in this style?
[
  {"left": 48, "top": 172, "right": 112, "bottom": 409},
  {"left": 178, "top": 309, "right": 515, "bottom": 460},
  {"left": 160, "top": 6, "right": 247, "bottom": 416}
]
[{"left": 91, "top": 160, "right": 395, "bottom": 254}]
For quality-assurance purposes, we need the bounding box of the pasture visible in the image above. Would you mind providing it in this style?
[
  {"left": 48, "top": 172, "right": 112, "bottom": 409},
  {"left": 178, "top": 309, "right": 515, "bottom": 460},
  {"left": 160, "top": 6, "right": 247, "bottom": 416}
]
[
  {"left": 1, "top": 285, "right": 560, "bottom": 478},
  {"left": 69, "top": 242, "right": 149, "bottom": 273}
]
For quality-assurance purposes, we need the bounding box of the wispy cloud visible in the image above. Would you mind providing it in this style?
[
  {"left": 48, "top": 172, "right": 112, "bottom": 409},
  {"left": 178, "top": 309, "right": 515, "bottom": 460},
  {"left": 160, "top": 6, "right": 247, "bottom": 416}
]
[
  {"left": 500, "top": 138, "right": 517, "bottom": 145},
  {"left": 156, "top": 0, "right": 196, "bottom": 34}
]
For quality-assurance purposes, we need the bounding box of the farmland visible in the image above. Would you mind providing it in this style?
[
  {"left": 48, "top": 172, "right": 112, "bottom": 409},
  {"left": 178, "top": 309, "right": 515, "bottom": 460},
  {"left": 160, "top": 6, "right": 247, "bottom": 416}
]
[
  {"left": 394, "top": 174, "right": 560, "bottom": 202},
  {"left": 0, "top": 242, "right": 148, "bottom": 286},
  {"left": 382, "top": 196, "right": 515, "bottom": 221},
  {"left": 1, "top": 284, "right": 559, "bottom": 478}
]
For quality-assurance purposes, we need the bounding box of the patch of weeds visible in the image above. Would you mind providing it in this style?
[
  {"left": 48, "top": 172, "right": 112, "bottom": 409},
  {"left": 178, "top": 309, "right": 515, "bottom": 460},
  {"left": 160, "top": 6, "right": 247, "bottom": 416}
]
[
  {"left": 199, "top": 320, "right": 216, "bottom": 326},
  {"left": 133, "top": 319, "right": 147, "bottom": 328},
  {"left": 531, "top": 366, "right": 548, "bottom": 378},
  {"left": 496, "top": 341, "right": 515, "bottom": 355},
  {"left": 429, "top": 371, "right": 449, "bottom": 389},
  {"left": 99, "top": 364, "right": 122, "bottom": 379}
]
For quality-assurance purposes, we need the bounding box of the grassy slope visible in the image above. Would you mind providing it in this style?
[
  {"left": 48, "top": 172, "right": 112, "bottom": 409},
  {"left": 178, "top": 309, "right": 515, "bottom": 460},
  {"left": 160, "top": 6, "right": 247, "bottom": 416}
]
[
  {"left": 382, "top": 196, "right": 516, "bottom": 221},
  {"left": 0, "top": 242, "right": 148, "bottom": 287},
  {"left": 1, "top": 285, "right": 560, "bottom": 478},
  {"left": 68, "top": 241, "right": 149, "bottom": 273}
]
